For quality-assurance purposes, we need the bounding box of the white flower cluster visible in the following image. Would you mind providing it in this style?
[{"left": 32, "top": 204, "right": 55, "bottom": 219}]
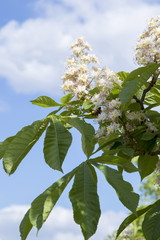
[
  {"left": 62, "top": 37, "right": 123, "bottom": 138},
  {"left": 95, "top": 123, "right": 122, "bottom": 138},
  {"left": 126, "top": 111, "right": 146, "bottom": 121},
  {"left": 119, "top": 229, "right": 144, "bottom": 240},
  {"left": 61, "top": 35, "right": 159, "bottom": 140},
  {"left": 125, "top": 111, "right": 146, "bottom": 132},
  {"left": 91, "top": 69, "right": 123, "bottom": 138},
  {"left": 135, "top": 16, "right": 160, "bottom": 65},
  {"left": 119, "top": 229, "right": 134, "bottom": 240},
  {"left": 125, "top": 111, "right": 158, "bottom": 133},
  {"left": 145, "top": 121, "right": 158, "bottom": 132},
  {"left": 61, "top": 37, "right": 99, "bottom": 99}
]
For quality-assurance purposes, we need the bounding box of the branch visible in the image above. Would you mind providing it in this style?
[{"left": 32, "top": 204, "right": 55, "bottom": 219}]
[
  {"left": 141, "top": 71, "right": 159, "bottom": 103},
  {"left": 149, "top": 150, "right": 160, "bottom": 156},
  {"left": 133, "top": 95, "right": 144, "bottom": 110},
  {"left": 133, "top": 71, "right": 159, "bottom": 110}
]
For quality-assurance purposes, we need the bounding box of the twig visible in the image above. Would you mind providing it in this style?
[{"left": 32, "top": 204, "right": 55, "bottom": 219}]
[
  {"left": 149, "top": 150, "right": 160, "bottom": 156},
  {"left": 141, "top": 71, "right": 159, "bottom": 103},
  {"left": 133, "top": 71, "right": 159, "bottom": 110},
  {"left": 133, "top": 95, "right": 144, "bottom": 110}
]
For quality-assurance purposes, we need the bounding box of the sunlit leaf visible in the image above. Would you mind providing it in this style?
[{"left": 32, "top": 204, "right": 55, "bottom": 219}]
[
  {"left": 119, "top": 63, "right": 160, "bottom": 110},
  {"left": 60, "top": 93, "right": 73, "bottom": 104},
  {"left": 117, "top": 71, "right": 129, "bottom": 81},
  {"left": 30, "top": 96, "right": 61, "bottom": 107},
  {"left": 89, "top": 155, "right": 138, "bottom": 173},
  {"left": 83, "top": 100, "right": 93, "bottom": 110}
]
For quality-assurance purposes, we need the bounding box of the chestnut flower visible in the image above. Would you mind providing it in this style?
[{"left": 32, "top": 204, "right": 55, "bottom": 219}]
[{"left": 135, "top": 16, "right": 160, "bottom": 65}]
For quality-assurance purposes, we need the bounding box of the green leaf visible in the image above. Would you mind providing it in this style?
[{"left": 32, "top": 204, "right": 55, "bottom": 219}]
[
  {"left": 119, "top": 147, "right": 135, "bottom": 157},
  {"left": 3, "top": 118, "right": 49, "bottom": 174},
  {"left": 29, "top": 167, "right": 77, "bottom": 230},
  {"left": 117, "top": 71, "right": 129, "bottom": 81},
  {"left": 20, "top": 210, "right": 33, "bottom": 240},
  {"left": 30, "top": 96, "right": 61, "bottom": 108},
  {"left": 116, "top": 200, "right": 160, "bottom": 238},
  {"left": 141, "top": 132, "right": 156, "bottom": 140},
  {"left": 89, "top": 155, "right": 138, "bottom": 173},
  {"left": 69, "top": 162, "right": 101, "bottom": 240},
  {"left": 95, "top": 164, "right": 139, "bottom": 213},
  {"left": 83, "top": 100, "right": 93, "bottom": 110},
  {"left": 142, "top": 200, "right": 160, "bottom": 240},
  {"left": 43, "top": 119, "right": 72, "bottom": 172},
  {"left": 138, "top": 155, "right": 158, "bottom": 180},
  {"left": 0, "top": 136, "right": 15, "bottom": 159},
  {"left": 119, "top": 63, "right": 160, "bottom": 110},
  {"left": 145, "top": 84, "right": 160, "bottom": 105},
  {"left": 128, "top": 102, "right": 141, "bottom": 111},
  {"left": 93, "top": 135, "right": 120, "bottom": 155},
  {"left": 60, "top": 93, "right": 73, "bottom": 104},
  {"left": 65, "top": 118, "right": 95, "bottom": 158},
  {"left": 145, "top": 103, "right": 160, "bottom": 110}
]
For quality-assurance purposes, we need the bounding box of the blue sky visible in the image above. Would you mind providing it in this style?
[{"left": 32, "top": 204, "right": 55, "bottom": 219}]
[{"left": 0, "top": 0, "right": 160, "bottom": 239}]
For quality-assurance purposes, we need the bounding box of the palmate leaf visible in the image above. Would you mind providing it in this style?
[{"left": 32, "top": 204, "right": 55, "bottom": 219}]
[
  {"left": 142, "top": 200, "right": 160, "bottom": 240},
  {"left": 138, "top": 155, "right": 159, "bottom": 180},
  {"left": 119, "top": 63, "right": 160, "bottom": 110},
  {"left": 30, "top": 96, "right": 61, "bottom": 108},
  {"left": 3, "top": 118, "right": 49, "bottom": 174},
  {"left": 116, "top": 200, "right": 160, "bottom": 238},
  {"left": 89, "top": 155, "right": 138, "bottom": 173},
  {"left": 65, "top": 118, "right": 95, "bottom": 158},
  {"left": 69, "top": 162, "right": 101, "bottom": 240},
  {"left": 94, "top": 164, "right": 139, "bottom": 213},
  {"left": 43, "top": 119, "right": 72, "bottom": 172},
  {"left": 21, "top": 167, "right": 78, "bottom": 239}
]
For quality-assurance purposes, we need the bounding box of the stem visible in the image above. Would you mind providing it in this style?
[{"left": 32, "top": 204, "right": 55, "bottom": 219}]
[
  {"left": 141, "top": 71, "right": 159, "bottom": 103},
  {"left": 133, "top": 95, "right": 144, "bottom": 110},
  {"left": 149, "top": 150, "right": 160, "bottom": 156},
  {"left": 47, "top": 106, "right": 64, "bottom": 117},
  {"left": 133, "top": 71, "right": 159, "bottom": 110}
]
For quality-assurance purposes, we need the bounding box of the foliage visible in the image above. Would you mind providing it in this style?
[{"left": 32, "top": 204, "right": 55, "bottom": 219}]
[
  {"left": 0, "top": 16, "right": 160, "bottom": 240},
  {"left": 105, "top": 172, "right": 160, "bottom": 240}
]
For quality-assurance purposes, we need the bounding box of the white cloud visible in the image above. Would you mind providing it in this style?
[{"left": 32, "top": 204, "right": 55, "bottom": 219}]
[
  {"left": 0, "top": 205, "right": 126, "bottom": 240},
  {"left": 0, "top": 0, "right": 160, "bottom": 94}
]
